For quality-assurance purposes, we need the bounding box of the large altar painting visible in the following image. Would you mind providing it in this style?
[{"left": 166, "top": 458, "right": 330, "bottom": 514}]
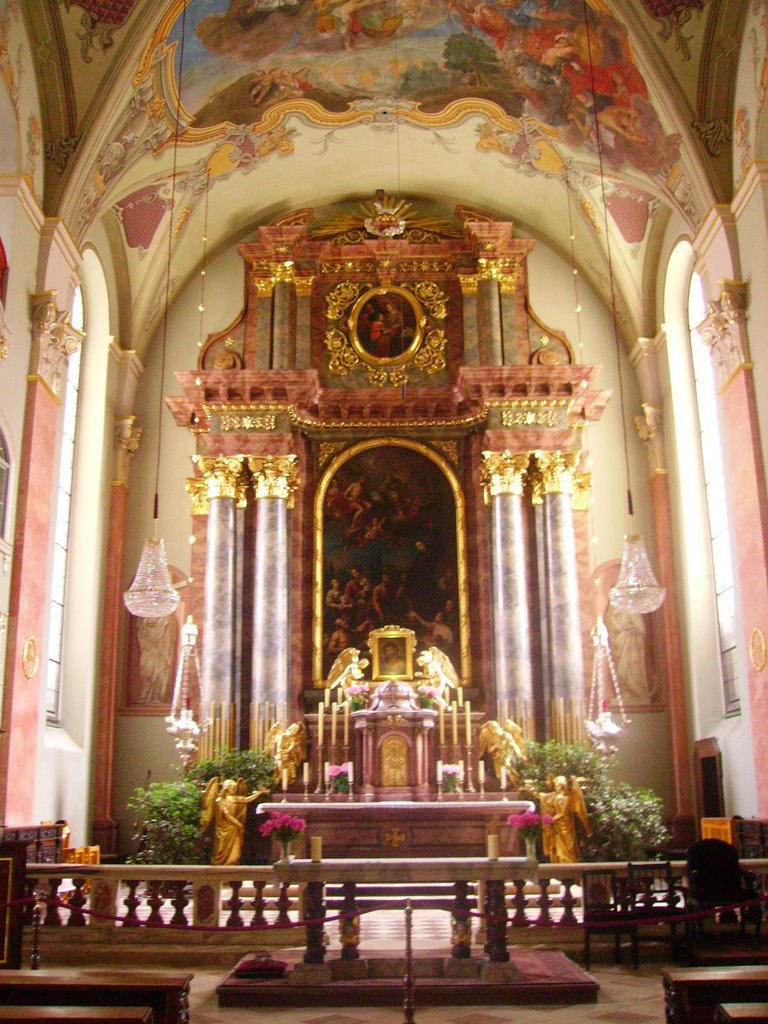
[{"left": 319, "top": 444, "right": 461, "bottom": 680}]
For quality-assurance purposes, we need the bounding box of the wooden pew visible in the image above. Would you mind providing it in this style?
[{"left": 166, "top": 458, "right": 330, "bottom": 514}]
[
  {"left": 662, "top": 967, "right": 768, "bottom": 1024},
  {"left": 716, "top": 1006, "right": 768, "bottom": 1024},
  {"left": 0, "top": 971, "right": 191, "bottom": 1024},
  {"left": 0, "top": 1010, "right": 153, "bottom": 1023}
]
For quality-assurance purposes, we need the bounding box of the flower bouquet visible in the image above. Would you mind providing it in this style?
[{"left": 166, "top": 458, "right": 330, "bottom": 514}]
[
  {"left": 507, "top": 810, "right": 552, "bottom": 859},
  {"left": 329, "top": 763, "right": 350, "bottom": 793},
  {"left": 441, "top": 763, "right": 461, "bottom": 793},
  {"left": 260, "top": 810, "right": 307, "bottom": 862},
  {"left": 415, "top": 683, "right": 440, "bottom": 709},
  {"left": 344, "top": 682, "right": 370, "bottom": 712}
]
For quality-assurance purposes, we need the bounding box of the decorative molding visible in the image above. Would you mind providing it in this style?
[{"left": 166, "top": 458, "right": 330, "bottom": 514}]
[
  {"left": 194, "top": 455, "right": 247, "bottom": 503},
  {"left": 693, "top": 118, "right": 732, "bottom": 158},
  {"left": 22, "top": 635, "right": 39, "bottom": 679},
  {"left": 749, "top": 626, "right": 767, "bottom": 672},
  {"left": 698, "top": 281, "right": 750, "bottom": 389},
  {"left": 634, "top": 404, "right": 666, "bottom": 476},
  {"left": 113, "top": 416, "right": 141, "bottom": 486},
  {"left": 186, "top": 476, "right": 209, "bottom": 517},
  {"left": 534, "top": 450, "right": 580, "bottom": 496},
  {"left": 248, "top": 455, "right": 300, "bottom": 507},
  {"left": 571, "top": 472, "right": 591, "bottom": 512},
  {"left": 480, "top": 450, "right": 530, "bottom": 502},
  {"left": 29, "top": 291, "right": 84, "bottom": 398}
]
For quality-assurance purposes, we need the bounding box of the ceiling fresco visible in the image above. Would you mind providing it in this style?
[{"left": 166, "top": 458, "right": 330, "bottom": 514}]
[{"left": 149, "top": 0, "right": 681, "bottom": 180}]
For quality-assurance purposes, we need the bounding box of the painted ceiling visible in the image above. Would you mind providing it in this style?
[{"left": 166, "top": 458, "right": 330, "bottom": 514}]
[{"left": 22, "top": 0, "right": 746, "bottom": 355}]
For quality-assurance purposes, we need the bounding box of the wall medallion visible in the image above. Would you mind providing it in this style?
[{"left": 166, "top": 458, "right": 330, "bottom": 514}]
[
  {"left": 22, "top": 635, "right": 39, "bottom": 679},
  {"left": 325, "top": 281, "right": 447, "bottom": 386},
  {"left": 750, "top": 626, "right": 767, "bottom": 672}
]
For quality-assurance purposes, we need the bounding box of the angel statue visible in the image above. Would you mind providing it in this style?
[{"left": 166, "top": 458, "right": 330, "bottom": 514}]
[
  {"left": 534, "top": 774, "right": 592, "bottom": 864},
  {"left": 200, "top": 777, "right": 267, "bottom": 866},
  {"left": 414, "top": 646, "right": 459, "bottom": 706},
  {"left": 477, "top": 719, "right": 526, "bottom": 787},
  {"left": 326, "top": 647, "right": 369, "bottom": 699},
  {"left": 265, "top": 720, "right": 307, "bottom": 787}
]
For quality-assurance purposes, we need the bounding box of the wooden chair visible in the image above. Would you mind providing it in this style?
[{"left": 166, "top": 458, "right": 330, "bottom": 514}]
[
  {"left": 582, "top": 868, "right": 639, "bottom": 970},
  {"left": 627, "top": 859, "right": 689, "bottom": 949}
]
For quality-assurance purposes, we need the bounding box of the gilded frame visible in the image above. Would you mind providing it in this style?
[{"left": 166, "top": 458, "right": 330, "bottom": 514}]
[
  {"left": 349, "top": 286, "right": 423, "bottom": 366},
  {"left": 368, "top": 626, "right": 416, "bottom": 681}
]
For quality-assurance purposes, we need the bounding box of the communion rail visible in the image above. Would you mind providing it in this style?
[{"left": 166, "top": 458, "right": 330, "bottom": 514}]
[{"left": 21, "top": 859, "right": 768, "bottom": 966}]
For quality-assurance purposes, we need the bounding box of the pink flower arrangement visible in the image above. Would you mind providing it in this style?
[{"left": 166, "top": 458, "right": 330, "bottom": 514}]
[
  {"left": 328, "top": 763, "right": 350, "bottom": 792},
  {"left": 441, "top": 763, "right": 461, "bottom": 792},
  {"left": 259, "top": 811, "right": 307, "bottom": 844},
  {"left": 344, "top": 683, "right": 369, "bottom": 711},
  {"left": 415, "top": 683, "right": 440, "bottom": 708},
  {"left": 507, "top": 810, "right": 553, "bottom": 841}
]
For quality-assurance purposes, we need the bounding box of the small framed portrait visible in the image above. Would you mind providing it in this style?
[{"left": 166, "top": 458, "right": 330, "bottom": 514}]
[
  {"left": 370, "top": 626, "right": 415, "bottom": 681},
  {"left": 349, "top": 286, "right": 423, "bottom": 365}
]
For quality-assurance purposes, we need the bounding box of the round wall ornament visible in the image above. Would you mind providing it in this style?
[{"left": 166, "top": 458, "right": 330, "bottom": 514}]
[
  {"left": 22, "top": 635, "right": 39, "bottom": 678},
  {"left": 749, "top": 626, "right": 766, "bottom": 672}
]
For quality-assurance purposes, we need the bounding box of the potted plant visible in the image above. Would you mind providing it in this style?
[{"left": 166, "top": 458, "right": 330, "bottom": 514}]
[
  {"left": 344, "top": 683, "right": 370, "bottom": 712},
  {"left": 441, "top": 763, "right": 461, "bottom": 793},
  {"left": 415, "top": 683, "right": 440, "bottom": 709},
  {"left": 259, "top": 810, "right": 307, "bottom": 862},
  {"left": 507, "top": 810, "right": 553, "bottom": 860},
  {"left": 328, "top": 763, "right": 350, "bottom": 793}
]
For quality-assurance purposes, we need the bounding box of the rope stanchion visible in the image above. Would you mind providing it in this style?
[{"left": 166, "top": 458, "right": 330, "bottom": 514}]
[{"left": 403, "top": 898, "right": 414, "bottom": 1024}]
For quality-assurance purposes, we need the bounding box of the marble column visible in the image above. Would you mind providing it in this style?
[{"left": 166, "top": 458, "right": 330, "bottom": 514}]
[
  {"left": 480, "top": 451, "right": 533, "bottom": 712},
  {"left": 477, "top": 275, "right": 503, "bottom": 365},
  {"left": 0, "top": 292, "right": 83, "bottom": 822},
  {"left": 93, "top": 416, "right": 141, "bottom": 853},
  {"left": 196, "top": 456, "right": 246, "bottom": 713},
  {"left": 536, "top": 451, "right": 584, "bottom": 731},
  {"left": 272, "top": 263, "right": 296, "bottom": 368},
  {"left": 248, "top": 455, "right": 299, "bottom": 708},
  {"left": 294, "top": 276, "right": 314, "bottom": 369},
  {"left": 459, "top": 276, "right": 479, "bottom": 366},
  {"left": 253, "top": 279, "right": 274, "bottom": 370}
]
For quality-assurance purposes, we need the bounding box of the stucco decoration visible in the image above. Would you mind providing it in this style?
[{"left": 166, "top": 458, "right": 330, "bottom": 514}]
[
  {"left": 30, "top": 292, "right": 85, "bottom": 398},
  {"left": 698, "top": 283, "right": 749, "bottom": 389},
  {"left": 639, "top": 0, "right": 709, "bottom": 61},
  {"left": 60, "top": 0, "right": 140, "bottom": 62}
]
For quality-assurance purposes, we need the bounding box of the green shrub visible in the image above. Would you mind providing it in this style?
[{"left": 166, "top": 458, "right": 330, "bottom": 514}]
[
  {"left": 127, "top": 780, "right": 205, "bottom": 865},
  {"left": 184, "top": 748, "right": 276, "bottom": 792}
]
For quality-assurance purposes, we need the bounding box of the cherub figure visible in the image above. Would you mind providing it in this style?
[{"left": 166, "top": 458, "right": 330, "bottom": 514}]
[
  {"left": 265, "top": 720, "right": 307, "bottom": 787},
  {"left": 200, "top": 777, "right": 266, "bottom": 865},
  {"left": 414, "top": 646, "right": 459, "bottom": 706},
  {"left": 477, "top": 718, "right": 526, "bottom": 786},
  {"left": 326, "top": 646, "right": 370, "bottom": 699}
]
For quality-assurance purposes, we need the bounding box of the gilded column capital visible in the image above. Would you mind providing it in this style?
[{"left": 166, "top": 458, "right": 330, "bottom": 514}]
[
  {"left": 477, "top": 257, "right": 518, "bottom": 291},
  {"left": 29, "top": 290, "right": 85, "bottom": 398},
  {"left": 698, "top": 281, "right": 750, "bottom": 389},
  {"left": 571, "top": 472, "right": 591, "bottom": 512},
  {"left": 634, "top": 403, "right": 666, "bottom": 476},
  {"left": 113, "top": 416, "right": 142, "bottom": 486},
  {"left": 480, "top": 450, "right": 530, "bottom": 504},
  {"left": 253, "top": 277, "right": 276, "bottom": 297},
  {"left": 294, "top": 275, "right": 315, "bottom": 297},
  {"left": 186, "top": 476, "right": 209, "bottom": 516},
  {"left": 248, "top": 454, "right": 300, "bottom": 508},
  {"left": 195, "top": 455, "right": 247, "bottom": 503},
  {"left": 534, "top": 450, "right": 581, "bottom": 495},
  {"left": 458, "top": 275, "right": 479, "bottom": 296}
]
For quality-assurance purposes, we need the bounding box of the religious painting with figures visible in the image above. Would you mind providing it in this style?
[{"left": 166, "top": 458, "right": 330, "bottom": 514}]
[
  {"left": 319, "top": 443, "right": 460, "bottom": 679},
  {"left": 350, "top": 287, "right": 421, "bottom": 364}
]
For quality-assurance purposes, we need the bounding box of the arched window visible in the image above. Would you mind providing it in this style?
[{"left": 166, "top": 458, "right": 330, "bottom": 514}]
[
  {"left": 46, "top": 287, "right": 84, "bottom": 723},
  {"left": 688, "top": 273, "right": 740, "bottom": 716}
]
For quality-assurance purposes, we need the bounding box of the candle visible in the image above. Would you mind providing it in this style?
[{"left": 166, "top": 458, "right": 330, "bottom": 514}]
[
  {"left": 311, "top": 836, "right": 323, "bottom": 862},
  {"left": 331, "top": 702, "right": 337, "bottom": 745},
  {"left": 487, "top": 833, "right": 499, "bottom": 860},
  {"left": 438, "top": 704, "right": 445, "bottom": 745},
  {"left": 324, "top": 688, "right": 330, "bottom": 708},
  {"left": 457, "top": 686, "right": 464, "bottom": 708},
  {"left": 344, "top": 701, "right": 350, "bottom": 745},
  {"left": 281, "top": 768, "right": 288, "bottom": 792},
  {"left": 500, "top": 765, "right": 507, "bottom": 790},
  {"left": 465, "top": 701, "right": 472, "bottom": 746},
  {"left": 323, "top": 761, "right": 329, "bottom": 784},
  {"left": 318, "top": 702, "right": 324, "bottom": 745},
  {"left": 459, "top": 759, "right": 465, "bottom": 782},
  {"left": 436, "top": 760, "right": 443, "bottom": 784},
  {"left": 478, "top": 761, "right": 485, "bottom": 785},
  {"left": 452, "top": 702, "right": 458, "bottom": 745},
  {"left": 348, "top": 761, "right": 354, "bottom": 785},
  {"left": 303, "top": 761, "right": 309, "bottom": 786}
]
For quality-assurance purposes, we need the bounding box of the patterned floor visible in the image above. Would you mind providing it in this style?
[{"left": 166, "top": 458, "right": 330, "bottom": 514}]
[{"left": 185, "top": 908, "right": 669, "bottom": 1023}]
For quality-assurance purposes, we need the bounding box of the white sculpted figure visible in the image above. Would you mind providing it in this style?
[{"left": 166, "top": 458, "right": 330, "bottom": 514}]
[
  {"left": 326, "top": 646, "right": 370, "bottom": 698},
  {"left": 414, "top": 645, "right": 459, "bottom": 706}
]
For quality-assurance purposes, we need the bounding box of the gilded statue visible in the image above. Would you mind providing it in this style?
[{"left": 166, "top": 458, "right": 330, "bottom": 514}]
[
  {"left": 477, "top": 718, "right": 526, "bottom": 786},
  {"left": 265, "top": 720, "right": 307, "bottom": 786},
  {"left": 200, "top": 777, "right": 267, "bottom": 866},
  {"left": 532, "top": 774, "right": 591, "bottom": 864},
  {"left": 326, "top": 646, "right": 370, "bottom": 698},
  {"left": 414, "top": 646, "right": 459, "bottom": 706}
]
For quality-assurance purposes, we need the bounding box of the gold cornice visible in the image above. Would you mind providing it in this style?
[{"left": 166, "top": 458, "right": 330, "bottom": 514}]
[
  {"left": 480, "top": 450, "right": 530, "bottom": 502},
  {"left": 248, "top": 454, "right": 300, "bottom": 507}
]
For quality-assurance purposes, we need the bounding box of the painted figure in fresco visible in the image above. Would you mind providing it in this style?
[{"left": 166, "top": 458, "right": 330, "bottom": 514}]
[
  {"left": 604, "top": 603, "right": 653, "bottom": 704},
  {"left": 135, "top": 613, "right": 178, "bottom": 705},
  {"left": 201, "top": 777, "right": 267, "bottom": 865}
]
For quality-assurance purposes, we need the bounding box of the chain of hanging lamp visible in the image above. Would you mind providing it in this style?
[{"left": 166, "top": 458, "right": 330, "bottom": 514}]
[
  {"left": 580, "top": 0, "right": 665, "bottom": 616},
  {"left": 122, "top": 5, "right": 189, "bottom": 619}
]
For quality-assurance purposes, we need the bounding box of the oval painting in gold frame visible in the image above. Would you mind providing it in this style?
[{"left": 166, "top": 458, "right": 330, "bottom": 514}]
[{"left": 349, "top": 286, "right": 423, "bottom": 366}]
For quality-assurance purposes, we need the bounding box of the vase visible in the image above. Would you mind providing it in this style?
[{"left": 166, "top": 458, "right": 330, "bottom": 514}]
[
  {"left": 524, "top": 836, "right": 537, "bottom": 860},
  {"left": 279, "top": 840, "right": 292, "bottom": 864}
]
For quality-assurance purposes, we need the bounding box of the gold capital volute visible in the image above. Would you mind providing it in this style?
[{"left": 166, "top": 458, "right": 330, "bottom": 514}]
[
  {"left": 535, "top": 450, "right": 581, "bottom": 495},
  {"left": 480, "top": 451, "right": 530, "bottom": 504},
  {"left": 195, "top": 455, "right": 246, "bottom": 503},
  {"left": 248, "top": 454, "right": 300, "bottom": 508}
]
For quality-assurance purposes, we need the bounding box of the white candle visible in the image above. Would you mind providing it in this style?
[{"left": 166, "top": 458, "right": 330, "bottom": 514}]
[
  {"left": 436, "top": 760, "right": 443, "bottom": 783},
  {"left": 331, "top": 702, "right": 337, "bottom": 745},
  {"left": 439, "top": 704, "right": 445, "bottom": 745},
  {"left": 478, "top": 761, "right": 485, "bottom": 785},
  {"left": 348, "top": 761, "right": 354, "bottom": 785},
  {"left": 465, "top": 701, "right": 472, "bottom": 746},
  {"left": 487, "top": 833, "right": 499, "bottom": 860},
  {"left": 452, "top": 703, "right": 458, "bottom": 744},
  {"left": 318, "top": 702, "right": 324, "bottom": 745},
  {"left": 500, "top": 766, "right": 507, "bottom": 790},
  {"left": 281, "top": 768, "right": 288, "bottom": 792},
  {"left": 459, "top": 759, "right": 465, "bottom": 782},
  {"left": 457, "top": 686, "right": 464, "bottom": 707},
  {"left": 344, "top": 701, "right": 350, "bottom": 745},
  {"left": 311, "top": 836, "right": 322, "bottom": 862},
  {"left": 323, "top": 761, "right": 329, "bottom": 784},
  {"left": 303, "top": 761, "right": 309, "bottom": 785}
]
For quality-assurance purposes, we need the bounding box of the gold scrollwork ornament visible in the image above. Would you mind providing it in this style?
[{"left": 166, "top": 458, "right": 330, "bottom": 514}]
[
  {"left": 750, "top": 626, "right": 767, "bottom": 672},
  {"left": 22, "top": 635, "right": 39, "bottom": 679}
]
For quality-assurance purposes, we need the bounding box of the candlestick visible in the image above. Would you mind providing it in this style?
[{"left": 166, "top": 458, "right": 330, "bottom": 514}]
[
  {"left": 347, "top": 760, "right": 354, "bottom": 800},
  {"left": 331, "top": 702, "right": 337, "bottom": 746},
  {"left": 344, "top": 700, "right": 350, "bottom": 746},
  {"left": 303, "top": 760, "right": 310, "bottom": 800},
  {"left": 465, "top": 701, "right": 472, "bottom": 746},
  {"left": 317, "top": 702, "right": 324, "bottom": 746},
  {"left": 438, "top": 704, "right": 445, "bottom": 745},
  {"left": 487, "top": 833, "right": 499, "bottom": 860},
  {"left": 500, "top": 765, "right": 507, "bottom": 796},
  {"left": 436, "top": 759, "right": 443, "bottom": 784},
  {"left": 311, "top": 836, "right": 323, "bottom": 862},
  {"left": 452, "top": 702, "right": 458, "bottom": 745}
]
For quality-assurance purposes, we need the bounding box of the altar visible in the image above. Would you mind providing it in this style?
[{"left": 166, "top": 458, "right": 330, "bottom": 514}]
[{"left": 259, "top": 798, "right": 534, "bottom": 859}]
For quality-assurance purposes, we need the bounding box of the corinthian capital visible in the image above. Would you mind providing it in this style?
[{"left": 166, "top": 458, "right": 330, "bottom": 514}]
[
  {"left": 195, "top": 455, "right": 247, "bottom": 504},
  {"left": 634, "top": 404, "right": 666, "bottom": 476},
  {"left": 534, "top": 450, "right": 581, "bottom": 495},
  {"left": 114, "top": 416, "right": 142, "bottom": 486},
  {"left": 30, "top": 291, "right": 85, "bottom": 398},
  {"left": 698, "top": 281, "right": 749, "bottom": 389},
  {"left": 248, "top": 454, "right": 299, "bottom": 507},
  {"left": 480, "top": 450, "right": 530, "bottom": 503}
]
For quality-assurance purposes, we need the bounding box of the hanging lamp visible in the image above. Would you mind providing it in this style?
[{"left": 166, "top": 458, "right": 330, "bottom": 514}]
[
  {"left": 124, "top": 7, "right": 190, "bottom": 618},
  {"left": 579, "top": 0, "right": 665, "bottom": 615},
  {"left": 585, "top": 615, "right": 629, "bottom": 755},
  {"left": 165, "top": 615, "right": 201, "bottom": 767}
]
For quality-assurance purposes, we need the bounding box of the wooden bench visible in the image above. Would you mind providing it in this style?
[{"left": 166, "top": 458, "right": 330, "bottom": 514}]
[
  {"left": 0, "top": 1010, "right": 153, "bottom": 1023},
  {"left": 662, "top": 967, "right": 768, "bottom": 1024},
  {"left": 0, "top": 971, "right": 191, "bottom": 1024},
  {"left": 715, "top": 1006, "right": 768, "bottom": 1024}
]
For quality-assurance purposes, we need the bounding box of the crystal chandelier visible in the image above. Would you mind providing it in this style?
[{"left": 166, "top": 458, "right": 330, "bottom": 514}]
[
  {"left": 585, "top": 616, "right": 629, "bottom": 755},
  {"left": 123, "top": 7, "right": 189, "bottom": 619},
  {"left": 165, "top": 615, "right": 201, "bottom": 767}
]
